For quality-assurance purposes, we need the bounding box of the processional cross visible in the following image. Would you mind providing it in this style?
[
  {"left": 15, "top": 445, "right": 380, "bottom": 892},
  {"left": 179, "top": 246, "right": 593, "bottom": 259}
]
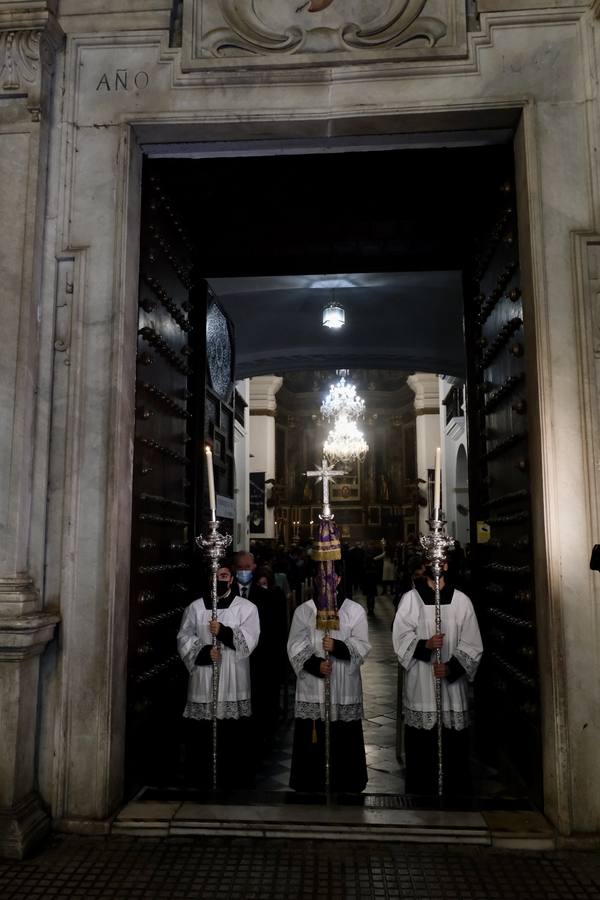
[
  {"left": 305, "top": 458, "right": 347, "bottom": 518},
  {"left": 305, "top": 457, "right": 346, "bottom": 795}
]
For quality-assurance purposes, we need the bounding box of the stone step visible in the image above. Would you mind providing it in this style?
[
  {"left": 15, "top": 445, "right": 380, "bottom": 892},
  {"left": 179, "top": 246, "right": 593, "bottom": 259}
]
[{"left": 112, "top": 801, "right": 554, "bottom": 849}]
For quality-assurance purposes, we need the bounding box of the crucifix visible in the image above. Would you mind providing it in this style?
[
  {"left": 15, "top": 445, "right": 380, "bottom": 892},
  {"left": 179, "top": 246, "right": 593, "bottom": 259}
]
[{"left": 305, "top": 458, "right": 347, "bottom": 519}]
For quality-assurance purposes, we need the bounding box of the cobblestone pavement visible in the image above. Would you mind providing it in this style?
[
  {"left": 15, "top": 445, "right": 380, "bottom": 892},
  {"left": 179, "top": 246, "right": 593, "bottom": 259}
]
[{"left": 1, "top": 834, "right": 600, "bottom": 899}]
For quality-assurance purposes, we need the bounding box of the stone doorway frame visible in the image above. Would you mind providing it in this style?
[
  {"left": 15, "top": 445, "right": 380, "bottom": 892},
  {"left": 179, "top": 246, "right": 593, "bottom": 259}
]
[
  {"left": 83, "top": 107, "right": 565, "bottom": 824},
  {"left": 12, "top": 11, "right": 596, "bottom": 848}
]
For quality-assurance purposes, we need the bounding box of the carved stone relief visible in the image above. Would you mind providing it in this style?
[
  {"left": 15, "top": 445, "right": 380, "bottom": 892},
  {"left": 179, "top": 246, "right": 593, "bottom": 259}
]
[
  {"left": 184, "top": 0, "right": 466, "bottom": 67},
  {"left": 0, "top": 29, "right": 41, "bottom": 92},
  {"left": 0, "top": 18, "right": 62, "bottom": 120}
]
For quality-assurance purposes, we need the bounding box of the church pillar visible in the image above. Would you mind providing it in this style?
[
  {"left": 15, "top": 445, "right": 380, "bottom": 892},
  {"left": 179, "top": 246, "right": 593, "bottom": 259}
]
[
  {"left": 234, "top": 379, "right": 250, "bottom": 550},
  {"left": 0, "top": 3, "right": 62, "bottom": 857},
  {"left": 249, "top": 376, "right": 283, "bottom": 541},
  {"left": 407, "top": 373, "right": 441, "bottom": 534},
  {"left": 439, "top": 376, "right": 468, "bottom": 545}
]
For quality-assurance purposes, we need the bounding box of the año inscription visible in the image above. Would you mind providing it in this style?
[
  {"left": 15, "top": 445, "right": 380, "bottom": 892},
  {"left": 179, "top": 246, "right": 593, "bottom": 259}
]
[{"left": 95, "top": 69, "right": 149, "bottom": 91}]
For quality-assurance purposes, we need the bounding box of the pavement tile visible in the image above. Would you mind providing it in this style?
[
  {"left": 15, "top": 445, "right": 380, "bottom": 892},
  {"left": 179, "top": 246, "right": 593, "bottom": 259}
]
[{"left": 2, "top": 835, "right": 600, "bottom": 899}]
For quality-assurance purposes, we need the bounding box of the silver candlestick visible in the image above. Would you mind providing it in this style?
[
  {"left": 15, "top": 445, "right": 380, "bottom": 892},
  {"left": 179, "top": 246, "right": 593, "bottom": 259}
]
[
  {"left": 196, "top": 519, "right": 232, "bottom": 790},
  {"left": 420, "top": 508, "right": 455, "bottom": 798}
]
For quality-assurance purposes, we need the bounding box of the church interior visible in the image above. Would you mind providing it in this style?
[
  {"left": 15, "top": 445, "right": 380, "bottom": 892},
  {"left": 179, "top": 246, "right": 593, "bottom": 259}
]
[{"left": 125, "top": 140, "right": 541, "bottom": 812}]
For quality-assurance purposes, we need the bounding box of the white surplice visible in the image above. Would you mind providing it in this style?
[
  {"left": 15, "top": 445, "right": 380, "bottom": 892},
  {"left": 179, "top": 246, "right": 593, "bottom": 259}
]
[
  {"left": 177, "top": 594, "right": 260, "bottom": 720},
  {"left": 287, "top": 598, "right": 371, "bottom": 722},
  {"left": 392, "top": 587, "right": 483, "bottom": 730}
]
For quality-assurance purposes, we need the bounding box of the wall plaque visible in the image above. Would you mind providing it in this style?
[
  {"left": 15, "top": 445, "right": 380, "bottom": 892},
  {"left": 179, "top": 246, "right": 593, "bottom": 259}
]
[
  {"left": 206, "top": 301, "right": 233, "bottom": 401},
  {"left": 183, "top": 0, "right": 467, "bottom": 69}
]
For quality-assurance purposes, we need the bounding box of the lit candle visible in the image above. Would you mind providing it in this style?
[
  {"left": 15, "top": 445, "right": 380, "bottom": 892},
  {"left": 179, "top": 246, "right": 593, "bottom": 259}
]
[
  {"left": 433, "top": 446, "right": 441, "bottom": 513},
  {"left": 205, "top": 445, "right": 216, "bottom": 521}
]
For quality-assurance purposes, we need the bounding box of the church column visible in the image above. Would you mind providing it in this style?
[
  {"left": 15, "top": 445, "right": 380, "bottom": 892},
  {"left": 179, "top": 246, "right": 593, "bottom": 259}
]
[
  {"left": 407, "top": 373, "right": 441, "bottom": 535},
  {"left": 234, "top": 379, "right": 250, "bottom": 550},
  {"left": 0, "top": 4, "right": 62, "bottom": 857},
  {"left": 249, "top": 376, "right": 283, "bottom": 541}
]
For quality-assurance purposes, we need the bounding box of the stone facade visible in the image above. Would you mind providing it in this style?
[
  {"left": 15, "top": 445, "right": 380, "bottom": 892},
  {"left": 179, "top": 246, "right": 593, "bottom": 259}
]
[{"left": 1, "top": 0, "right": 600, "bottom": 856}]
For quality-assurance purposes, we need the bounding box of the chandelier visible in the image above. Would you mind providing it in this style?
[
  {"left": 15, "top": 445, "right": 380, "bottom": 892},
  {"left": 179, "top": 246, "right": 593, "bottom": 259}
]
[
  {"left": 320, "top": 375, "right": 366, "bottom": 421},
  {"left": 322, "top": 300, "right": 345, "bottom": 329},
  {"left": 323, "top": 414, "right": 369, "bottom": 462}
]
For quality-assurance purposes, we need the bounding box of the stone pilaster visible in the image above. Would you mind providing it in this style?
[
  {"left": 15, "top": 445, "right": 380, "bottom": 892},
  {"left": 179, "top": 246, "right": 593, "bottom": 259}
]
[
  {"left": 249, "top": 376, "right": 283, "bottom": 539},
  {"left": 407, "top": 373, "right": 441, "bottom": 534},
  {"left": 0, "top": 1, "right": 62, "bottom": 858},
  {"left": 0, "top": 612, "right": 59, "bottom": 858}
]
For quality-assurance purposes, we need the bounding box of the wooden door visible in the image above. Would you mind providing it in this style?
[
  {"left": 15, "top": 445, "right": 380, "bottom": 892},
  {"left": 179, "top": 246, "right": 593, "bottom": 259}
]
[
  {"left": 126, "top": 164, "right": 235, "bottom": 792},
  {"left": 464, "top": 180, "right": 542, "bottom": 802}
]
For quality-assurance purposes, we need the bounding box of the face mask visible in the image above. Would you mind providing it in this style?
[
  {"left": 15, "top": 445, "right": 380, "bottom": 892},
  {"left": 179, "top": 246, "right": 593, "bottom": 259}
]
[
  {"left": 258, "top": 583, "right": 268, "bottom": 590},
  {"left": 216, "top": 580, "right": 231, "bottom": 596},
  {"left": 237, "top": 570, "right": 253, "bottom": 585}
]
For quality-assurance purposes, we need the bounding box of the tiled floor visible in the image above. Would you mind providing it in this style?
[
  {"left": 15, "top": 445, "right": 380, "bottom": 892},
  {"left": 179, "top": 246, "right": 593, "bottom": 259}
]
[
  {"left": 254, "top": 591, "right": 404, "bottom": 794},
  {"left": 2, "top": 833, "right": 600, "bottom": 899},
  {"left": 360, "top": 592, "right": 405, "bottom": 794}
]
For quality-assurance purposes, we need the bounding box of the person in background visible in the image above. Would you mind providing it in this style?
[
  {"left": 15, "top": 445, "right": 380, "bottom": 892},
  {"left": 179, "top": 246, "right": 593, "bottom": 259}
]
[
  {"left": 234, "top": 552, "right": 288, "bottom": 761},
  {"left": 374, "top": 542, "right": 397, "bottom": 596}
]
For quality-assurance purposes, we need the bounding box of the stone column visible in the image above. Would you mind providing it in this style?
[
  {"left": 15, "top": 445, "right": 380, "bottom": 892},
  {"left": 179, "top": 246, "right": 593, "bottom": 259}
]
[
  {"left": 249, "top": 376, "right": 283, "bottom": 540},
  {"left": 0, "top": 4, "right": 62, "bottom": 858},
  {"left": 407, "top": 373, "right": 441, "bottom": 534},
  {"left": 234, "top": 379, "right": 250, "bottom": 550}
]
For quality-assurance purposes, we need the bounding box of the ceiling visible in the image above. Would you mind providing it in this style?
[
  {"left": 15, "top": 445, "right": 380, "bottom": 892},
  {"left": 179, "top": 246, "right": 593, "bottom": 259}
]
[
  {"left": 151, "top": 141, "right": 513, "bottom": 380},
  {"left": 208, "top": 271, "right": 465, "bottom": 379}
]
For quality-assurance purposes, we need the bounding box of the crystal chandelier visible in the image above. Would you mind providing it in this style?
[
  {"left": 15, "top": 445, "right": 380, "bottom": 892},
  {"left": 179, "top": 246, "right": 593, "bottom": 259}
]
[
  {"left": 322, "top": 301, "right": 345, "bottom": 329},
  {"left": 323, "top": 414, "right": 369, "bottom": 462},
  {"left": 320, "top": 375, "right": 366, "bottom": 421}
]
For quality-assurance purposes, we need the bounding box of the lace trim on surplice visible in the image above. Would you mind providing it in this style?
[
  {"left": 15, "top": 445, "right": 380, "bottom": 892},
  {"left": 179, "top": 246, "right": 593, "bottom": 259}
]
[
  {"left": 184, "top": 636, "right": 204, "bottom": 672},
  {"left": 454, "top": 648, "right": 479, "bottom": 681},
  {"left": 290, "top": 645, "right": 313, "bottom": 677},
  {"left": 403, "top": 707, "right": 470, "bottom": 731},
  {"left": 183, "top": 699, "right": 252, "bottom": 721},
  {"left": 397, "top": 635, "right": 418, "bottom": 668},
  {"left": 232, "top": 626, "right": 249, "bottom": 657},
  {"left": 294, "top": 700, "right": 364, "bottom": 722},
  {"left": 345, "top": 638, "right": 365, "bottom": 665}
]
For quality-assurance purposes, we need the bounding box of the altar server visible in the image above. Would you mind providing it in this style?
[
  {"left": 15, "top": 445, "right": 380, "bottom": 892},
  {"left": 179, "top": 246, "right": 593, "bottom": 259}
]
[
  {"left": 177, "top": 562, "right": 260, "bottom": 788},
  {"left": 287, "top": 572, "right": 371, "bottom": 793},
  {"left": 392, "top": 562, "right": 483, "bottom": 795}
]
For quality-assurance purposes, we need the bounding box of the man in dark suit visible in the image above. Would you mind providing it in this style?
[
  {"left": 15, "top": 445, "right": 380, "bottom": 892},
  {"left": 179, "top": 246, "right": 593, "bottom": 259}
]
[{"left": 234, "top": 552, "right": 288, "bottom": 763}]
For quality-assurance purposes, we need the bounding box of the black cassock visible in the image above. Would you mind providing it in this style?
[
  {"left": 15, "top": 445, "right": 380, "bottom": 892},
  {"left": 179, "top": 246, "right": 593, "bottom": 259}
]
[{"left": 244, "top": 582, "right": 288, "bottom": 761}]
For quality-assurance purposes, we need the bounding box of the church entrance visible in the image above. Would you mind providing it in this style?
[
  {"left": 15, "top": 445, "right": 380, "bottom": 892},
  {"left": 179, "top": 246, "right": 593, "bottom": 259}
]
[{"left": 126, "top": 134, "right": 542, "bottom": 811}]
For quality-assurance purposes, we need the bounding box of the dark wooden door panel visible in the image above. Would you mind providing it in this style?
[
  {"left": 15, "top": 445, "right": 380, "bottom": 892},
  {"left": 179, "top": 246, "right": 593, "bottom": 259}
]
[
  {"left": 127, "top": 165, "right": 236, "bottom": 792},
  {"left": 465, "top": 180, "right": 542, "bottom": 802}
]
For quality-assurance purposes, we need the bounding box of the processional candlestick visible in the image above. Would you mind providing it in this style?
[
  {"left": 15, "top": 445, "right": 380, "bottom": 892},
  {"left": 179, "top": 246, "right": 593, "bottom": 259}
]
[
  {"left": 195, "top": 448, "right": 232, "bottom": 790},
  {"left": 419, "top": 462, "right": 455, "bottom": 798},
  {"left": 305, "top": 458, "right": 346, "bottom": 792}
]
